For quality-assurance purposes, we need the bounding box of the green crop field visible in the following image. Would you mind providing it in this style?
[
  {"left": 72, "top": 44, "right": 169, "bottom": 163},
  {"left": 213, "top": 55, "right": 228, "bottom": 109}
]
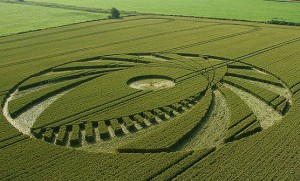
[
  {"left": 1, "top": 0, "right": 299, "bottom": 36},
  {"left": 0, "top": 2, "right": 107, "bottom": 36},
  {"left": 0, "top": 14, "right": 300, "bottom": 180},
  {"left": 30, "top": 0, "right": 300, "bottom": 22}
]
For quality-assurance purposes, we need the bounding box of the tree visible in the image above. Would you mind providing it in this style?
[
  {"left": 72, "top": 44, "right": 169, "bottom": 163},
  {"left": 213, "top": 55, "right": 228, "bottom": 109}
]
[{"left": 110, "top": 7, "right": 120, "bottom": 19}]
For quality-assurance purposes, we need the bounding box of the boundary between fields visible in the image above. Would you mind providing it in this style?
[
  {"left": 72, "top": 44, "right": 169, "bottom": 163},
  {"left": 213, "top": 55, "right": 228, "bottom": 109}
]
[{"left": 1, "top": 0, "right": 299, "bottom": 27}]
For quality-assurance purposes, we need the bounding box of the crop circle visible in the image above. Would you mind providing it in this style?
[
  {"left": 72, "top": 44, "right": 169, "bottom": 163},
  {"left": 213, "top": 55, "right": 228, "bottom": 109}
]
[
  {"left": 127, "top": 75, "right": 175, "bottom": 90},
  {"left": 3, "top": 52, "right": 291, "bottom": 153}
]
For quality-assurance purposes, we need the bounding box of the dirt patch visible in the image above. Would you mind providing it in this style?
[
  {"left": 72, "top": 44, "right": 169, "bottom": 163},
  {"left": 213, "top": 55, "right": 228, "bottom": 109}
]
[
  {"left": 128, "top": 75, "right": 175, "bottom": 90},
  {"left": 225, "top": 84, "right": 283, "bottom": 129}
]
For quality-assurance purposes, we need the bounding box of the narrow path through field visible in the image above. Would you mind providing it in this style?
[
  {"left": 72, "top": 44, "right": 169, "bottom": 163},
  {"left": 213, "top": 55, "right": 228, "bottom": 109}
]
[{"left": 225, "top": 84, "right": 283, "bottom": 129}]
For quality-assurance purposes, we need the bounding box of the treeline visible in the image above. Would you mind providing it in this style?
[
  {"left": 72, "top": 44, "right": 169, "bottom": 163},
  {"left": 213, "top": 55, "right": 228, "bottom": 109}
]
[{"left": 268, "top": 19, "right": 300, "bottom": 26}]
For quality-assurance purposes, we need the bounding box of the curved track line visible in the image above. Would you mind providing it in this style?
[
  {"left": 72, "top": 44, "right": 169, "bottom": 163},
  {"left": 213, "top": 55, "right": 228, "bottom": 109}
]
[
  {"left": 3, "top": 90, "right": 67, "bottom": 135},
  {"left": 0, "top": 23, "right": 251, "bottom": 69},
  {"left": 178, "top": 90, "right": 229, "bottom": 150}
]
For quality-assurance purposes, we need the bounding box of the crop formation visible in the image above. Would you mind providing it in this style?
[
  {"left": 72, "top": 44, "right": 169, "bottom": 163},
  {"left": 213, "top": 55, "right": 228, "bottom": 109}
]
[{"left": 0, "top": 15, "right": 299, "bottom": 180}]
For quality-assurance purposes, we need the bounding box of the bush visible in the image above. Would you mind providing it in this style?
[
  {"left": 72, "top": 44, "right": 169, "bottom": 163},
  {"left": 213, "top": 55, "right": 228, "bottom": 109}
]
[{"left": 109, "top": 7, "right": 120, "bottom": 19}]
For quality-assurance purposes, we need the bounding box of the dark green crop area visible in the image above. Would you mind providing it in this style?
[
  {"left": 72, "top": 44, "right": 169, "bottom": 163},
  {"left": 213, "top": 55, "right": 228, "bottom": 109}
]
[{"left": 0, "top": 15, "right": 299, "bottom": 180}]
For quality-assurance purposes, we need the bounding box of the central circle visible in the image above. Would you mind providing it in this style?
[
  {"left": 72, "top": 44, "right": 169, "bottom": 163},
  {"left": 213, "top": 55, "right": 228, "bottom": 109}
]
[{"left": 127, "top": 75, "right": 175, "bottom": 90}]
